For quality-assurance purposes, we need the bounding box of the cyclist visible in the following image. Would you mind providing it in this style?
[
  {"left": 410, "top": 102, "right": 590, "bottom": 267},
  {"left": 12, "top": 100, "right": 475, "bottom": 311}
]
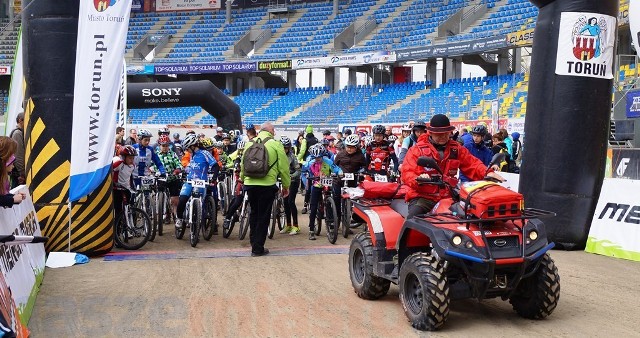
[
  {"left": 214, "top": 127, "right": 224, "bottom": 142},
  {"left": 221, "top": 140, "right": 247, "bottom": 231},
  {"left": 133, "top": 129, "right": 166, "bottom": 186},
  {"left": 155, "top": 135, "right": 183, "bottom": 222},
  {"left": 112, "top": 145, "right": 137, "bottom": 217},
  {"left": 302, "top": 144, "right": 343, "bottom": 240},
  {"left": 222, "top": 133, "right": 236, "bottom": 156},
  {"left": 175, "top": 134, "right": 219, "bottom": 231},
  {"left": 460, "top": 125, "right": 493, "bottom": 182},
  {"left": 180, "top": 130, "right": 197, "bottom": 167},
  {"left": 388, "top": 134, "right": 400, "bottom": 155},
  {"left": 152, "top": 127, "right": 171, "bottom": 151},
  {"left": 398, "top": 121, "right": 427, "bottom": 165},
  {"left": 334, "top": 134, "right": 366, "bottom": 228},
  {"left": 365, "top": 125, "right": 399, "bottom": 178},
  {"left": 278, "top": 136, "right": 302, "bottom": 235}
]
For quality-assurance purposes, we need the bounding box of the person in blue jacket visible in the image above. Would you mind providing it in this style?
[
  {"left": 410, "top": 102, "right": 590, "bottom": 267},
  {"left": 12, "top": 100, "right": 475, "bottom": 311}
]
[
  {"left": 461, "top": 125, "right": 493, "bottom": 182},
  {"left": 302, "top": 144, "right": 343, "bottom": 240}
]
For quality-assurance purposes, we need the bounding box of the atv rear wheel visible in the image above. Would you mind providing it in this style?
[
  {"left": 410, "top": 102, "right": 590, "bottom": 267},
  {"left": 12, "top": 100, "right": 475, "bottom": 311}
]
[
  {"left": 399, "top": 252, "right": 449, "bottom": 331},
  {"left": 348, "top": 232, "right": 391, "bottom": 300},
  {"left": 509, "top": 253, "right": 560, "bottom": 319}
]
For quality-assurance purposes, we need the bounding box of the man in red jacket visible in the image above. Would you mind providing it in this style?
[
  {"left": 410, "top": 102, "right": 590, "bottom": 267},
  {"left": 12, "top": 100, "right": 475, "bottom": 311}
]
[{"left": 401, "top": 114, "right": 503, "bottom": 219}]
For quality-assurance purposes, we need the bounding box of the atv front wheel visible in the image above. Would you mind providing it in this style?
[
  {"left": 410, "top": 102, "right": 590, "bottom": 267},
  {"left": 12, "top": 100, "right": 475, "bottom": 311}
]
[
  {"left": 509, "top": 253, "right": 560, "bottom": 319},
  {"left": 348, "top": 232, "right": 391, "bottom": 300},
  {"left": 399, "top": 252, "right": 449, "bottom": 331}
]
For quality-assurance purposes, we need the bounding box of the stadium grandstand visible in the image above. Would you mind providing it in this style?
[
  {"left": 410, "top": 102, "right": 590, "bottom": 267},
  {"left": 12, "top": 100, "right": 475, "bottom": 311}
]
[{"left": 0, "top": 0, "right": 637, "bottom": 147}]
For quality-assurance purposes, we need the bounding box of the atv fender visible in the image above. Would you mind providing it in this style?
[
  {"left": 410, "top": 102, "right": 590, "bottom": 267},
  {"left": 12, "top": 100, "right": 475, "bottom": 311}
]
[{"left": 353, "top": 204, "right": 404, "bottom": 250}]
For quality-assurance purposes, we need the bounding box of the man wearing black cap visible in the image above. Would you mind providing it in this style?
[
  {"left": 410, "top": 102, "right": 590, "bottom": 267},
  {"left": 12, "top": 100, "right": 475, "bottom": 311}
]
[{"left": 401, "top": 114, "right": 504, "bottom": 219}]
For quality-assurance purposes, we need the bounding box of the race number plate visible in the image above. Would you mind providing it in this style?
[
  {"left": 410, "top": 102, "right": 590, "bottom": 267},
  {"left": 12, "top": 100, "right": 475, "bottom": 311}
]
[
  {"left": 321, "top": 178, "right": 334, "bottom": 186},
  {"left": 374, "top": 174, "right": 388, "bottom": 183},
  {"left": 343, "top": 173, "right": 354, "bottom": 181},
  {"left": 140, "top": 176, "right": 154, "bottom": 190},
  {"left": 191, "top": 179, "right": 206, "bottom": 188}
]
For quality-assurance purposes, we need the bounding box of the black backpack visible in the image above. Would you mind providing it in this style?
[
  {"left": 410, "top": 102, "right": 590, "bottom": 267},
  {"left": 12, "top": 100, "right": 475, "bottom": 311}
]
[{"left": 243, "top": 136, "right": 277, "bottom": 178}]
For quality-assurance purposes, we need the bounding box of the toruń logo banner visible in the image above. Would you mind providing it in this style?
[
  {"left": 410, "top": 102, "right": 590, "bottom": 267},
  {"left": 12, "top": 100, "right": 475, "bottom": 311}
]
[{"left": 555, "top": 12, "right": 616, "bottom": 79}]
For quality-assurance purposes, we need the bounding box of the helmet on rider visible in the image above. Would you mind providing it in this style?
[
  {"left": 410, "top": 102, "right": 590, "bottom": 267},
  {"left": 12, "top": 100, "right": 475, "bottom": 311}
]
[
  {"left": 237, "top": 140, "right": 246, "bottom": 150},
  {"left": 280, "top": 136, "right": 292, "bottom": 148},
  {"left": 309, "top": 144, "right": 325, "bottom": 158},
  {"left": 182, "top": 134, "right": 199, "bottom": 149},
  {"left": 372, "top": 125, "right": 386, "bottom": 135},
  {"left": 200, "top": 138, "right": 214, "bottom": 150},
  {"left": 173, "top": 132, "right": 180, "bottom": 139},
  {"left": 388, "top": 134, "right": 398, "bottom": 142},
  {"left": 363, "top": 136, "right": 374, "bottom": 147},
  {"left": 401, "top": 123, "right": 412, "bottom": 132},
  {"left": 119, "top": 145, "right": 136, "bottom": 157},
  {"left": 471, "top": 124, "right": 488, "bottom": 136},
  {"left": 158, "top": 127, "right": 169, "bottom": 136},
  {"left": 245, "top": 123, "right": 255, "bottom": 131},
  {"left": 412, "top": 121, "right": 427, "bottom": 132},
  {"left": 222, "top": 133, "right": 230, "bottom": 140},
  {"left": 158, "top": 135, "right": 171, "bottom": 145},
  {"left": 344, "top": 134, "right": 360, "bottom": 147},
  {"left": 186, "top": 130, "right": 196, "bottom": 135},
  {"left": 214, "top": 141, "right": 223, "bottom": 148},
  {"left": 138, "top": 129, "right": 152, "bottom": 139}
]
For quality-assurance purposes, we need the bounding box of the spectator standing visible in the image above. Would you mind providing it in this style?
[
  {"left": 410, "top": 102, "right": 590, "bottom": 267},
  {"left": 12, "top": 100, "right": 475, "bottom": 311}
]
[
  {"left": 9, "top": 113, "right": 26, "bottom": 188},
  {"left": 125, "top": 128, "right": 137, "bottom": 145},
  {"left": 214, "top": 127, "right": 224, "bottom": 142},
  {"left": 512, "top": 132, "right": 523, "bottom": 166},
  {"left": 241, "top": 122, "right": 290, "bottom": 256},
  {"left": 1, "top": 137, "right": 26, "bottom": 208}
]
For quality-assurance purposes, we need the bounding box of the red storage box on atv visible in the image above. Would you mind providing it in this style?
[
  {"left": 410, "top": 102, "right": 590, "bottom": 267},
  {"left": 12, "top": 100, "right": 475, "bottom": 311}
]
[
  {"left": 459, "top": 181, "right": 524, "bottom": 219},
  {"left": 361, "top": 181, "right": 408, "bottom": 199}
]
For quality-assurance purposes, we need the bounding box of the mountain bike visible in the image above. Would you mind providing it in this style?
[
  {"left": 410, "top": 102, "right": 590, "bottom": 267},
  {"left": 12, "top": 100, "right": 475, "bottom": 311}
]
[{"left": 114, "top": 190, "right": 152, "bottom": 250}]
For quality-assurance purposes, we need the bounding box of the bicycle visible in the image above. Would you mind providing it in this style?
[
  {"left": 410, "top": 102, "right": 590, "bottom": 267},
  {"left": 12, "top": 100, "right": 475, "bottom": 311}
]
[
  {"left": 136, "top": 175, "right": 157, "bottom": 241},
  {"left": 217, "top": 168, "right": 234, "bottom": 216},
  {"left": 307, "top": 175, "right": 339, "bottom": 244},
  {"left": 268, "top": 180, "right": 286, "bottom": 239},
  {"left": 175, "top": 179, "right": 214, "bottom": 247},
  {"left": 237, "top": 192, "right": 251, "bottom": 240},
  {"left": 114, "top": 190, "right": 152, "bottom": 250},
  {"left": 221, "top": 177, "right": 244, "bottom": 239},
  {"left": 154, "top": 176, "right": 174, "bottom": 238}
]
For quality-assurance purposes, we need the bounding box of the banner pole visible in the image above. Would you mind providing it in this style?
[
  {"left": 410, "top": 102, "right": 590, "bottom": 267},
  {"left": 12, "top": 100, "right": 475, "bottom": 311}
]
[{"left": 68, "top": 201, "right": 72, "bottom": 252}]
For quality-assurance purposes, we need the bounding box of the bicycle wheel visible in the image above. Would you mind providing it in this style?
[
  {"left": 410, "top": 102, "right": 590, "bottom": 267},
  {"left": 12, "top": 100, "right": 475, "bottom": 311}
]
[
  {"left": 239, "top": 202, "right": 251, "bottom": 240},
  {"left": 277, "top": 196, "right": 286, "bottom": 231},
  {"left": 114, "top": 207, "right": 151, "bottom": 250},
  {"left": 202, "top": 196, "right": 216, "bottom": 241},
  {"left": 268, "top": 198, "right": 278, "bottom": 239},
  {"left": 217, "top": 181, "right": 228, "bottom": 215},
  {"left": 325, "top": 197, "right": 339, "bottom": 244},
  {"left": 190, "top": 199, "right": 201, "bottom": 247},
  {"left": 342, "top": 198, "right": 352, "bottom": 238},
  {"left": 144, "top": 193, "right": 157, "bottom": 242},
  {"left": 315, "top": 203, "right": 323, "bottom": 236},
  {"left": 155, "top": 191, "right": 165, "bottom": 238}
]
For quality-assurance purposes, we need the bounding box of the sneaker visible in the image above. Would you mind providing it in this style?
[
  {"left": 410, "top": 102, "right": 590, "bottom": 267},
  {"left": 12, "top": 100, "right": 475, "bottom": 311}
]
[
  {"left": 280, "top": 226, "right": 292, "bottom": 234},
  {"left": 289, "top": 226, "right": 300, "bottom": 235},
  {"left": 175, "top": 219, "right": 184, "bottom": 229},
  {"left": 308, "top": 231, "right": 316, "bottom": 240},
  {"left": 251, "top": 248, "right": 270, "bottom": 257},
  {"left": 223, "top": 218, "right": 232, "bottom": 229}
]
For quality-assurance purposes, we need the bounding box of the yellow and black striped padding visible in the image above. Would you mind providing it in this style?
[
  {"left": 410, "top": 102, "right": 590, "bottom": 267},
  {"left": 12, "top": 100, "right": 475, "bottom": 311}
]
[{"left": 25, "top": 97, "right": 114, "bottom": 256}]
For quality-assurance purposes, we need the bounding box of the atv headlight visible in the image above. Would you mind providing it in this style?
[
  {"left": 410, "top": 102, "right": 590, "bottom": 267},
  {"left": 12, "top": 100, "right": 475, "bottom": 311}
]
[
  {"left": 452, "top": 235, "right": 463, "bottom": 246},
  {"left": 528, "top": 230, "right": 538, "bottom": 241}
]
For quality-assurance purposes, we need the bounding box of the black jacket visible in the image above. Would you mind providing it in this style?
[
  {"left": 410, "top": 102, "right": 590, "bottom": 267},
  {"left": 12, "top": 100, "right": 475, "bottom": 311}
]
[{"left": 334, "top": 149, "right": 367, "bottom": 174}]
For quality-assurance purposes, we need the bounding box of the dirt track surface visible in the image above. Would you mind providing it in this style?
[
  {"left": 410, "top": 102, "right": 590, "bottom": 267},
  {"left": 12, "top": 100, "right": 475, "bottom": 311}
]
[{"left": 29, "top": 212, "right": 640, "bottom": 337}]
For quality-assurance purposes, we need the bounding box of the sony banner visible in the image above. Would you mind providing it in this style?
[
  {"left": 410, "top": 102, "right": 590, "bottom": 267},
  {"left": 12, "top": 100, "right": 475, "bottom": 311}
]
[
  {"left": 554, "top": 12, "right": 617, "bottom": 79},
  {"left": 630, "top": 0, "right": 640, "bottom": 52},
  {"left": 586, "top": 178, "right": 640, "bottom": 261},
  {"left": 70, "top": 0, "right": 132, "bottom": 202},
  {"left": 156, "top": 0, "right": 221, "bottom": 11}
]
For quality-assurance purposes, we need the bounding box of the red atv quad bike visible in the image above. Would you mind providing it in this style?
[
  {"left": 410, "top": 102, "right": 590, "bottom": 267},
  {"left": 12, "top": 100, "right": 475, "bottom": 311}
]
[{"left": 348, "top": 155, "right": 560, "bottom": 331}]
